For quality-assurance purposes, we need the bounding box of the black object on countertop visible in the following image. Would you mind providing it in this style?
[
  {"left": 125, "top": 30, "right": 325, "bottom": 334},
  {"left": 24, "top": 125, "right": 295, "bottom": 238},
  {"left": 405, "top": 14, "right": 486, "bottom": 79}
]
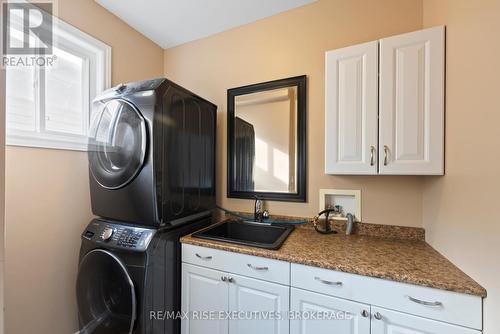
[
  {"left": 313, "top": 208, "right": 339, "bottom": 235},
  {"left": 192, "top": 219, "right": 294, "bottom": 250}
]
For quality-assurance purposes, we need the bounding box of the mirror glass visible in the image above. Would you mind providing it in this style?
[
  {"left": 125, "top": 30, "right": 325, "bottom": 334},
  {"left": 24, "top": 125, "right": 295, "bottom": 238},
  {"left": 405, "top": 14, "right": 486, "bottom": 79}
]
[
  {"left": 227, "top": 75, "right": 306, "bottom": 202},
  {"left": 233, "top": 87, "right": 297, "bottom": 193}
]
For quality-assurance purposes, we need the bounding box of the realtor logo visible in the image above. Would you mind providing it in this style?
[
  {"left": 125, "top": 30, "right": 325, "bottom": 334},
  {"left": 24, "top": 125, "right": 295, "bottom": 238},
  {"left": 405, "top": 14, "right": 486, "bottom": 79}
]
[{"left": 2, "top": 1, "right": 53, "bottom": 55}]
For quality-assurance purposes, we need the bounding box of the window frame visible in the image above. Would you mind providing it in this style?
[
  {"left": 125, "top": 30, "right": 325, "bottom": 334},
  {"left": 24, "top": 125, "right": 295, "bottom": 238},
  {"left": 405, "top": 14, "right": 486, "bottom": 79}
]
[{"left": 6, "top": 4, "right": 111, "bottom": 151}]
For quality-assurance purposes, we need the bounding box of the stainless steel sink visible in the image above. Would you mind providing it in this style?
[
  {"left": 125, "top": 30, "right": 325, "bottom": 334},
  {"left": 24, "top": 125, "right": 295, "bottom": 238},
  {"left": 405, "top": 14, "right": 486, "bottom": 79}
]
[{"left": 192, "top": 220, "right": 294, "bottom": 250}]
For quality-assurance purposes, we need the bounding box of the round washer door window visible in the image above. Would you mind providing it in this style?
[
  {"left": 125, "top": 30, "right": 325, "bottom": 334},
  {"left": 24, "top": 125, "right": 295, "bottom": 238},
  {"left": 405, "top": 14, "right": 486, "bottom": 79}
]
[
  {"left": 76, "top": 249, "right": 136, "bottom": 334},
  {"left": 88, "top": 99, "right": 147, "bottom": 189}
]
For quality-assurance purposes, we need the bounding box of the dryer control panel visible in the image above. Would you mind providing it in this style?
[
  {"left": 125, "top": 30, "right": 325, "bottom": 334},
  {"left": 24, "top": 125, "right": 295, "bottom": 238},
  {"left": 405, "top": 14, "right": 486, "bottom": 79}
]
[{"left": 82, "top": 219, "right": 156, "bottom": 252}]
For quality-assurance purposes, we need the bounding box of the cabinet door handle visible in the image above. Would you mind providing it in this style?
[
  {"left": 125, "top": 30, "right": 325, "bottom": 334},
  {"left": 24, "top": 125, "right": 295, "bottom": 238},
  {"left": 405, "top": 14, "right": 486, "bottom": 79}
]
[
  {"left": 221, "top": 276, "right": 227, "bottom": 282},
  {"left": 360, "top": 310, "right": 369, "bottom": 318},
  {"left": 383, "top": 145, "right": 389, "bottom": 166},
  {"left": 247, "top": 264, "right": 269, "bottom": 271},
  {"left": 374, "top": 312, "right": 383, "bottom": 320},
  {"left": 407, "top": 296, "right": 443, "bottom": 307},
  {"left": 227, "top": 277, "right": 234, "bottom": 283},
  {"left": 314, "top": 276, "right": 342, "bottom": 286},
  {"left": 195, "top": 253, "right": 212, "bottom": 260},
  {"left": 370, "top": 146, "right": 376, "bottom": 166}
]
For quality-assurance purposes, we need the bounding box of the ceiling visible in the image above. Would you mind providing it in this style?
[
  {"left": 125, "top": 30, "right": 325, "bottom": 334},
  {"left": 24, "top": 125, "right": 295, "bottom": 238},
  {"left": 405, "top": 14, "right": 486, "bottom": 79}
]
[{"left": 95, "top": 0, "right": 316, "bottom": 49}]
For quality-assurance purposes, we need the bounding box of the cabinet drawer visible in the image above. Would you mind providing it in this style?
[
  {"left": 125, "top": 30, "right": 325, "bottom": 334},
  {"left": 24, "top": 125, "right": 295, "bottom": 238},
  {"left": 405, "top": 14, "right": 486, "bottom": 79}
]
[
  {"left": 292, "top": 263, "right": 482, "bottom": 330},
  {"left": 182, "top": 244, "right": 290, "bottom": 285},
  {"left": 371, "top": 306, "right": 481, "bottom": 334},
  {"left": 291, "top": 263, "right": 355, "bottom": 300},
  {"left": 365, "top": 277, "right": 482, "bottom": 330}
]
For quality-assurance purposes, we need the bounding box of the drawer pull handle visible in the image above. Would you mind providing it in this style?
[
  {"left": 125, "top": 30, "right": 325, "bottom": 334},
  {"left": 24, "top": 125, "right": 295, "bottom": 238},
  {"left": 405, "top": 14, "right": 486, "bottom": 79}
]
[
  {"left": 407, "top": 296, "right": 443, "bottom": 307},
  {"left": 314, "top": 276, "right": 342, "bottom": 286},
  {"left": 195, "top": 253, "right": 212, "bottom": 260},
  {"left": 247, "top": 264, "right": 269, "bottom": 271}
]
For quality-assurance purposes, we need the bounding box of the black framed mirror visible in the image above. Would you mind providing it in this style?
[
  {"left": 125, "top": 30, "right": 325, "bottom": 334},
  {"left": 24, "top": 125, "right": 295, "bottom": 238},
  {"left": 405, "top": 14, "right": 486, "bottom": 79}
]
[{"left": 227, "top": 75, "right": 306, "bottom": 202}]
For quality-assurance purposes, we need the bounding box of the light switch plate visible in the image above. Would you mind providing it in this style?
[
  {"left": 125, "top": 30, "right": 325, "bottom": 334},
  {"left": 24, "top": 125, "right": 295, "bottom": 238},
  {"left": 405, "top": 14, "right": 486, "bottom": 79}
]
[{"left": 319, "top": 189, "right": 361, "bottom": 222}]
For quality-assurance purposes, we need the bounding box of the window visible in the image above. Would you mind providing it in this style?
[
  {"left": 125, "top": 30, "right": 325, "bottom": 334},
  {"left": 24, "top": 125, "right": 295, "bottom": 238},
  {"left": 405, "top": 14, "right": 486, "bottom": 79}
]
[{"left": 6, "top": 5, "right": 111, "bottom": 151}]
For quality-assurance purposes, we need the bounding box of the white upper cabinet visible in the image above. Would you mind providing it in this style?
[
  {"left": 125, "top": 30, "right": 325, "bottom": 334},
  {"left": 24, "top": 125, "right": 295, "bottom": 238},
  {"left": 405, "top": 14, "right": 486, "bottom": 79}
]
[
  {"left": 325, "top": 41, "right": 379, "bottom": 175},
  {"left": 325, "top": 26, "right": 445, "bottom": 175},
  {"left": 379, "top": 26, "right": 445, "bottom": 175}
]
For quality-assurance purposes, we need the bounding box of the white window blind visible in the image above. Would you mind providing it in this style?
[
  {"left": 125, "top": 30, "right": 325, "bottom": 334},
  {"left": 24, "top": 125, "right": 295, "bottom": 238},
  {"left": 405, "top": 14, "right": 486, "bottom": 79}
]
[{"left": 6, "top": 5, "right": 111, "bottom": 151}]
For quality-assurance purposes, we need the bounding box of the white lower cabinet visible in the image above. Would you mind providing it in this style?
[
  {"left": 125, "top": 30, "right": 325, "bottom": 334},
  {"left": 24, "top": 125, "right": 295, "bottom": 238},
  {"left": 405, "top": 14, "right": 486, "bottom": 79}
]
[
  {"left": 182, "top": 263, "right": 289, "bottom": 334},
  {"left": 181, "top": 264, "right": 229, "bottom": 334},
  {"left": 370, "top": 306, "right": 480, "bottom": 334},
  {"left": 290, "top": 288, "right": 370, "bottom": 334},
  {"left": 290, "top": 289, "right": 481, "bottom": 334},
  {"left": 182, "top": 245, "right": 483, "bottom": 334},
  {"left": 229, "top": 273, "right": 289, "bottom": 334}
]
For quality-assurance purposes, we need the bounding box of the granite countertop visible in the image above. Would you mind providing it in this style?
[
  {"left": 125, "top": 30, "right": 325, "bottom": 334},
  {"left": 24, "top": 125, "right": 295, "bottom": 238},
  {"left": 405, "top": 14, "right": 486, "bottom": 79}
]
[{"left": 181, "top": 222, "right": 486, "bottom": 297}]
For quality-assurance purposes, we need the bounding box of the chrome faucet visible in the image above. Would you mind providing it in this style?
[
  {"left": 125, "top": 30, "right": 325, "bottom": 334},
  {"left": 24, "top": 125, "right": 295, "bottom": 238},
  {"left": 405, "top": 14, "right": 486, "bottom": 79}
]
[{"left": 254, "top": 196, "right": 263, "bottom": 222}]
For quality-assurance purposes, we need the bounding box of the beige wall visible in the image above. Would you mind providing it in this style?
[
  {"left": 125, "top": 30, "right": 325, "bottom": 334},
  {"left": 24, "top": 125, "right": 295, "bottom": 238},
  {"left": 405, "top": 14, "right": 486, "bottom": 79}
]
[
  {"left": 55, "top": 0, "right": 165, "bottom": 84},
  {"left": 5, "top": 148, "right": 93, "bottom": 334},
  {"left": 1, "top": 59, "right": 6, "bottom": 334},
  {"left": 4, "top": 1, "right": 164, "bottom": 333},
  {"left": 164, "top": 0, "right": 425, "bottom": 226},
  {"left": 422, "top": 0, "right": 500, "bottom": 333}
]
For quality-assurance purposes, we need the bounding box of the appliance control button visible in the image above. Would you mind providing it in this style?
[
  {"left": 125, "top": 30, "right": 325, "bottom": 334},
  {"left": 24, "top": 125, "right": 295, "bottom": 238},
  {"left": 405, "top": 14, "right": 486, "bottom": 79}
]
[
  {"left": 101, "top": 227, "right": 114, "bottom": 241},
  {"left": 84, "top": 231, "right": 94, "bottom": 239}
]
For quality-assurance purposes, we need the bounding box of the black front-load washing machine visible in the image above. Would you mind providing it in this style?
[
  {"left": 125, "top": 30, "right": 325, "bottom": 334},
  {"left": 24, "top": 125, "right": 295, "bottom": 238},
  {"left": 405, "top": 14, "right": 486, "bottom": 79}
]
[
  {"left": 76, "top": 217, "right": 212, "bottom": 334},
  {"left": 88, "top": 78, "right": 217, "bottom": 227}
]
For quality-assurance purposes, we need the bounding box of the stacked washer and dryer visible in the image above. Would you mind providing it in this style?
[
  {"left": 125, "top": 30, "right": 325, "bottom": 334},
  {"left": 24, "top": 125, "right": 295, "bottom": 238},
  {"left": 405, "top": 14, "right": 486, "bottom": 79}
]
[{"left": 76, "top": 78, "right": 217, "bottom": 334}]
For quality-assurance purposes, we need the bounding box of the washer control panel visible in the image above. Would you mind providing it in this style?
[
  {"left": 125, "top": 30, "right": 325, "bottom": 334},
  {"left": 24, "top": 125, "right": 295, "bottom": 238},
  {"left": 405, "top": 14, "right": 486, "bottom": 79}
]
[
  {"left": 82, "top": 219, "right": 156, "bottom": 252},
  {"left": 114, "top": 227, "right": 146, "bottom": 248}
]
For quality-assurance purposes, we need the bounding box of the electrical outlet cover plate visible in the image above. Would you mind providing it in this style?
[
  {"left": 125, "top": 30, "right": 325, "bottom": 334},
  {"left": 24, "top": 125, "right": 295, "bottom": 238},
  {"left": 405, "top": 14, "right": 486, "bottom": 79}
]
[{"left": 319, "top": 189, "right": 361, "bottom": 222}]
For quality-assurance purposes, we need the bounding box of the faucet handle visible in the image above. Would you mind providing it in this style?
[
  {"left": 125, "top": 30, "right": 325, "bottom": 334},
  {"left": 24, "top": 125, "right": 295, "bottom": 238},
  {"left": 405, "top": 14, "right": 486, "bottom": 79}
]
[
  {"left": 331, "top": 205, "right": 344, "bottom": 217},
  {"left": 345, "top": 213, "right": 355, "bottom": 235}
]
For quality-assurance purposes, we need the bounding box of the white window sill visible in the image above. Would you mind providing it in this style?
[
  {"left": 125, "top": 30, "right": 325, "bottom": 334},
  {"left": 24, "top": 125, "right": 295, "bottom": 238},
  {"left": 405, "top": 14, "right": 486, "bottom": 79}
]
[{"left": 6, "top": 131, "right": 88, "bottom": 151}]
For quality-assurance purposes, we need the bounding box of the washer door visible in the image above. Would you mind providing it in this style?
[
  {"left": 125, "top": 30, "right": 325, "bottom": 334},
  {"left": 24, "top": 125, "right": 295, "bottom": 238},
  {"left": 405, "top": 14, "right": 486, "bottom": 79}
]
[
  {"left": 88, "top": 99, "right": 147, "bottom": 189},
  {"left": 77, "top": 250, "right": 136, "bottom": 334}
]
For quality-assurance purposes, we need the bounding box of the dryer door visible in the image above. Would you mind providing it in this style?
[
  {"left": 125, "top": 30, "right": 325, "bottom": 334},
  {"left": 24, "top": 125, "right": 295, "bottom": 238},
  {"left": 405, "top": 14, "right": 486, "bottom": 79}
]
[
  {"left": 77, "top": 249, "right": 136, "bottom": 334},
  {"left": 88, "top": 99, "right": 147, "bottom": 189}
]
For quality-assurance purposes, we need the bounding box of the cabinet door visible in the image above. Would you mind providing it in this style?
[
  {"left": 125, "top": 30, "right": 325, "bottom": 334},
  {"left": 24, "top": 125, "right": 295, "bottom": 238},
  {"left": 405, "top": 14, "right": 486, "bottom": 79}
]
[
  {"left": 371, "top": 306, "right": 481, "bottom": 334},
  {"left": 290, "top": 288, "right": 370, "bottom": 334},
  {"left": 181, "top": 264, "right": 229, "bottom": 334},
  {"left": 325, "top": 40, "right": 379, "bottom": 175},
  {"left": 228, "top": 273, "right": 289, "bottom": 334},
  {"left": 379, "top": 26, "right": 444, "bottom": 175}
]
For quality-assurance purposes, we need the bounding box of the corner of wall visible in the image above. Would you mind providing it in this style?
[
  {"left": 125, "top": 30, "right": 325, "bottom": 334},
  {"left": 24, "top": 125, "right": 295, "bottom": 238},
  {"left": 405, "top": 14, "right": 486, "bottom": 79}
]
[
  {"left": 0, "top": 48, "right": 6, "bottom": 334},
  {"left": 163, "top": 49, "right": 168, "bottom": 76}
]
